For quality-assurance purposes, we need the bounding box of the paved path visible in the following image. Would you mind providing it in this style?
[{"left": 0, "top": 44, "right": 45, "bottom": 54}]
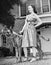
[{"left": 0, "top": 55, "right": 51, "bottom": 65}]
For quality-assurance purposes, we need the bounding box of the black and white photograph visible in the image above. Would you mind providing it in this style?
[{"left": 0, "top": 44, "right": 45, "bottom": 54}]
[{"left": 0, "top": 0, "right": 51, "bottom": 65}]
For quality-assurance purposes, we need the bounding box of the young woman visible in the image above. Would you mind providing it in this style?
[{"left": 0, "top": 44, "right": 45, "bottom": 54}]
[{"left": 20, "top": 5, "right": 42, "bottom": 62}]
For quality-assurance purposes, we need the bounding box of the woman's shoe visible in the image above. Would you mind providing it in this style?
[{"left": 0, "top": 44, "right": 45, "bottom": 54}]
[
  {"left": 16, "top": 57, "right": 22, "bottom": 63},
  {"left": 30, "top": 58, "right": 36, "bottom": 62},
  {"left": 23, "top": 57, "right": 28, "bottom": 62},
  {"left": 27, "top": 57, "right": 31, "bottom": 61}
]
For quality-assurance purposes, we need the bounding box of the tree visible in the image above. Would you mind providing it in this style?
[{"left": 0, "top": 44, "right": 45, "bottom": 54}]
[
  {"left": 0, "top": 0, "right": 20, "bottom": 28},
  {"left": 0, "top": 0, "right": 27, "bottom": 28}
]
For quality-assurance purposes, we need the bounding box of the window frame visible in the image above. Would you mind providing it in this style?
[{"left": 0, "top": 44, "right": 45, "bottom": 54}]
[
  {"left": 19, "top": 4, "right": 21, "bottom": 17},
  {"left": 42, "top": 0, "right": 50, "bottom": 13},
  {"left": 36, "top": 0, "right": 50, "bottom": 14}
]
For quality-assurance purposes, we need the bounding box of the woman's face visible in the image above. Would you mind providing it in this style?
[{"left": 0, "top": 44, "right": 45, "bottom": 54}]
[{"left": 28, "top": 6, "right": 33, "bottom": 13}]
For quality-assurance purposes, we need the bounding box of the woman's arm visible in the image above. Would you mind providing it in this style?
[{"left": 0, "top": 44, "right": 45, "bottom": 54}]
[
  {"left": 21, "top": 19, "right": 27, "bottom": 32},
  {"left": 33, "top": 13, "right": 42, "bottom": 27},
  {"left": 20, "top": 16, "right": 27, "bottom": 33},
  {"left": 33, "top": 13, "right": 42, "bottom": 23}
]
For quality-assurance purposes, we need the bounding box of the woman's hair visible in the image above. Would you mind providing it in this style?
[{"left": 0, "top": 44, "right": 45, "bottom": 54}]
[
  {"left": 31, "top": 5, "right": 37, "bottom": 14},
  {"left": 27, "top": 5, "right": 37, "bottom": 15}
]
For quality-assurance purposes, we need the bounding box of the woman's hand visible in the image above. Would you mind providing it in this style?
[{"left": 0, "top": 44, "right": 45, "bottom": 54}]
[
  {"left": 47, "top": 38, "right": 50, "bottom": 41},
  {"left": 35, "top": 21, "right": 42, "bottom": 28},
  {"left": 19, "top": 30, "right": 23, "bottom": 34},
  {"left": 27, "top": 22, "right": 30, "bottom": 25}
]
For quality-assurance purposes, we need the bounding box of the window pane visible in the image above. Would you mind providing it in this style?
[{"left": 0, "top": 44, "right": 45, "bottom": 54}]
[
  {"left": 35, "top": 0, "right": 41, "bottom": 14},
  {"left": 42, "top": 5, "right": 49, "bottom": 12},
  {"left": 42, "top": 0, "right": 49, "bottom": 13},
  {"left": 42, "top": 0, "right": 48, "bottom": 5},
  {"left": 20, "top": 4, "right": 26, "bottom": 16}
]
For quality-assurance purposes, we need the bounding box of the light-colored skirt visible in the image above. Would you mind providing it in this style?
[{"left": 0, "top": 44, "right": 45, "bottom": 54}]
[{"left": 22, "top": 24, "right": 37, "bottom": 47}]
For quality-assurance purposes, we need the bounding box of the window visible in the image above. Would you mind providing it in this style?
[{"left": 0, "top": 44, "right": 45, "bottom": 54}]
[
  {"left": 19, "top": 4, "right": 26, "bottom": 17},
  {"left": 19, "top": 0, "right": 51, "bottom": 17},
  {"left": 36, "top": 0, "right": 50, "bottom": 14},
  {"left": 42, "top": 0, "right": 49, "bottom": 13},
  {"left": 21, "top": 4, "right": 26, "bottom": 16},
  {"left": 35, "top": 0, "right": 42, "bottom": 14}
]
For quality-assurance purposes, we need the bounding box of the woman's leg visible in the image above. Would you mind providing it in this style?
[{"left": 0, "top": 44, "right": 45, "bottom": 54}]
[
  {"left": 23, "top": 47, "right": 27, "bottom": 58},
  {"left": 30, "top": 47, "right": 38, "bottom": 62},
  {"left": 23, "top": 47, "right": 28, "bottom": 61},
  {"left": 15, "top": 47, "right": 18, "bottom": 59},
  {"left": 32, "top": 47, "right": 37, "bottom": 57}
]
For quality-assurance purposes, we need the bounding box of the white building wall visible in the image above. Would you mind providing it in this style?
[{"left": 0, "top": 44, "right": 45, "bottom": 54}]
[
  {"left": 0, "top": 35, "right": 2, "bottom": 47},
  {"left": 0, "top": 24, "right": 3, "bottom": 47},
  {"left": 40, "top": 27, "right": 51, "bottom": 52}
]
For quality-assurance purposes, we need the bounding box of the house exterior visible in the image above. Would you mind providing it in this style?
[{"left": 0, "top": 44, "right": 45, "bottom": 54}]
[
  {"left": 14, "top": 0, "right": 51, "bottom": 53},
  {"left": 0, "top": 0, "right": 51, "bottom": 54}
]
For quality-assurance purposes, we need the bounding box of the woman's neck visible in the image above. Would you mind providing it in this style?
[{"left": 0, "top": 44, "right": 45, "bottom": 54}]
[{"left": 31, "top": 11, "right": 34, "bottom": 14}]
